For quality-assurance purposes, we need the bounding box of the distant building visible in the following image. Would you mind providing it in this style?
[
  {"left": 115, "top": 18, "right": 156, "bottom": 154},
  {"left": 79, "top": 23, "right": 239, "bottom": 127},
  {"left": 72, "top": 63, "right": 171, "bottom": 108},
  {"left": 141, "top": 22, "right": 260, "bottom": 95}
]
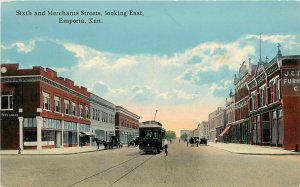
[
  {"left": 180, "top": 130, "right": 192, "bottom": 140},
  {"left": 115, "top": 106, "right": 139, "bottom": 144},
  {"left": 198, "top": 121, "right": 209, "bottom": 139},
  {"left": 192, "top": 129, "right": 198, "bottom": 138},
  {"left": 208, "top": 107, "right": 225, "bottom": 142},
  {"left": 221, "top": 90, "right": 235, "bottom": 143}
]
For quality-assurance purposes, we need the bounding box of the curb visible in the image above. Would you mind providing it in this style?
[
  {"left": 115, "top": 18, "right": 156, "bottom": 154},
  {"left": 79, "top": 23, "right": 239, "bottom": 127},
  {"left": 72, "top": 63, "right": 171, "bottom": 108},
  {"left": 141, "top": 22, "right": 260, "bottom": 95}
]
[
  {"left": 0, "top": 147, "right": 125, "bottom": 156},
  {"left": 208, "top": 145, "right": 300, "bottom": 156}
]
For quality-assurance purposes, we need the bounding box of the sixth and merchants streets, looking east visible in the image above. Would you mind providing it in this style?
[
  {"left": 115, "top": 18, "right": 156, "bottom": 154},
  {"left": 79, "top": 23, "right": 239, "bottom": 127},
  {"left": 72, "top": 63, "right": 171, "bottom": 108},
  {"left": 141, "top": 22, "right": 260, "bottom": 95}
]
[{"left": 15, "top": 10, "right": 145, "bottom": 24}]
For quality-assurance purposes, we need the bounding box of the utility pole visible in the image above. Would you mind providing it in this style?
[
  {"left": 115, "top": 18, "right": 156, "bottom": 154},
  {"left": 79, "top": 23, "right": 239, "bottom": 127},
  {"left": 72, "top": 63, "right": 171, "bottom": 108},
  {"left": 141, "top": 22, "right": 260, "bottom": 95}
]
[{"left": 154, "top": 110, "right": 158, "bottom": 121}]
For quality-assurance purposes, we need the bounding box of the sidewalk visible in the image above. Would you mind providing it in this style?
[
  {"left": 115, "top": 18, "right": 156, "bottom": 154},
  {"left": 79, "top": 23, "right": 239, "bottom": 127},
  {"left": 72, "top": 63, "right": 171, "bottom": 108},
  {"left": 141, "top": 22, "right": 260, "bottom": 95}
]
[
  {"left": 208, "top": 142, "right": 300, "bottom": 155},
  {"left": 0, "top": 145, "right": 107, "bottom": 155}
]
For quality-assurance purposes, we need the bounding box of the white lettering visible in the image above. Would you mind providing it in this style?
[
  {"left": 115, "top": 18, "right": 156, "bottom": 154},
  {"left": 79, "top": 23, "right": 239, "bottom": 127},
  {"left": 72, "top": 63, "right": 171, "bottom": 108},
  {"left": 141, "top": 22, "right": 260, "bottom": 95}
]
[{"left": 294, "top": 86, "right": 299, "bottom": 92}]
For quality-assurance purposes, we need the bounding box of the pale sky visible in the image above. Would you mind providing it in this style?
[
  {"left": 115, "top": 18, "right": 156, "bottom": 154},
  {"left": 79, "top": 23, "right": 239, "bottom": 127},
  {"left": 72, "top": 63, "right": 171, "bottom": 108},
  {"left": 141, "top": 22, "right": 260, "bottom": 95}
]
[{"left": 2, "top": 1, "right": 300, "bottom": 136}]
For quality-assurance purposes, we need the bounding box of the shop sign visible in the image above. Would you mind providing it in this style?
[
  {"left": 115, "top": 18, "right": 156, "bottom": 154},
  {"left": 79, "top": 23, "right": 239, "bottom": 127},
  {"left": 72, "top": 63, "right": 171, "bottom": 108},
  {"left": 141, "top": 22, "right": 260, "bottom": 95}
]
[
  {"left": 1, "top": 113, "right": 18, "bottom": 117},
  {"left": 282, "top": 69, "right": 300, "bottom": 96}
]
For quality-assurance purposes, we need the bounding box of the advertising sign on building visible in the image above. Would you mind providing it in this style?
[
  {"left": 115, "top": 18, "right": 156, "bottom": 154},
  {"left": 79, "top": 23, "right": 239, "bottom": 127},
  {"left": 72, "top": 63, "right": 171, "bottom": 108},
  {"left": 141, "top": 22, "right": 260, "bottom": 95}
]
[{"left": 282, "top": 69, "right": 300, "bottom": 96}]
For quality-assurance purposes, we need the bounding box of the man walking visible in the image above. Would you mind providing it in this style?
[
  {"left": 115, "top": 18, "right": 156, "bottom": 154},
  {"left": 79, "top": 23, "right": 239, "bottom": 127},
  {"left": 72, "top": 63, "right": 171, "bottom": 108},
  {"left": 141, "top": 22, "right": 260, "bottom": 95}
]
[{"left": 164, "top": 139, "right": 169, "bottom": 156}]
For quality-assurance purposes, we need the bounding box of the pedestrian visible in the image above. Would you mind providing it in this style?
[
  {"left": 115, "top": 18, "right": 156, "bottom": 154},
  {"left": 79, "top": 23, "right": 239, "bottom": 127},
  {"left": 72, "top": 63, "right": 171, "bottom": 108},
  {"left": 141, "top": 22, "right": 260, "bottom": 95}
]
[
  {"left": 196, "top": 138, "right": 199, "bottom": 147},
  {"left": 189, "top": 137, "right": 194, "bottom": 147},
  {"left": 164, "top": 139, "right": 169, "bottom": 156}
]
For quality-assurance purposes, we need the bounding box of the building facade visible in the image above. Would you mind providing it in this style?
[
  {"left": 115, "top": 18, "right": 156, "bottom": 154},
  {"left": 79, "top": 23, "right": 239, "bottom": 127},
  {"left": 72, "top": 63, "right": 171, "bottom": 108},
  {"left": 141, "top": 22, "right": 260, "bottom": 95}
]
[
  {"left": 221, "top": 90, "right": 235, "bottom": 142},
  {"left": 248, "top": 50, "right": 300, "bottom": 150},
  {"left": 208, "top": 107, "right": 225, "bottom": 142},
  {"left": 115, "top": 106, "right": 139, "bottom": 145},
  {"left": 1, "top": 64, "right": 91, "bottom": 150},
  {"left": 90, "top": 93, "right": 116, "bottom": 144},
  {"left": 198, "top": 121, "right": 209, "bottom": 139},
  {"left": 192, "top": 129, "right": 198, "bottom": 138},
  {"left": 228, "top": 59, "right": 254, "bottom": 144}
]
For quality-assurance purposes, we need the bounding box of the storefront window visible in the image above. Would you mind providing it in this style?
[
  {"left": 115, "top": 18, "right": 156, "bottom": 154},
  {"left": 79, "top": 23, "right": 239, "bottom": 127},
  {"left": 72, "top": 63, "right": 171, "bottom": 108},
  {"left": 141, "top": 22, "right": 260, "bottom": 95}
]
[
  {"left": 43, "top": 118, "right": 61, "bottom": 129},
  {"left": 72, "top": 132, "right": 77, "bottom": 144},
  {"left": 278, "top": 109, "right": 283, "bottom": 144},
  {"left": 42, "top": 130, "right": 55, "bottom": 141},
  {"left": 24, "top": 118, "right": 37, "bottom": 127},
  {"left": 272, "top": 111, "right": 277, "bottom": 144},
  {"left": 24, "top": 130, "right": 37, "bottom": 141},
  {"left": 63, "top": 131, "right": 69, "bottom": 144},
  {"left": 257, "top": 116, "right": 261, "bottom": 143},
  {"left": 252, "top": 118, "right": 256, "bottom": 143}
]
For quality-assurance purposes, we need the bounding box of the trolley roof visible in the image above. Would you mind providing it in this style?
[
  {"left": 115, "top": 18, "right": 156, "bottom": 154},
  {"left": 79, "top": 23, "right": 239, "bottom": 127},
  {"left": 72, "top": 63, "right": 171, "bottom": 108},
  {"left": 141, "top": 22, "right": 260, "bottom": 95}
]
[{"left": 140, "top": 121, "right": 163, "bottom": 128}]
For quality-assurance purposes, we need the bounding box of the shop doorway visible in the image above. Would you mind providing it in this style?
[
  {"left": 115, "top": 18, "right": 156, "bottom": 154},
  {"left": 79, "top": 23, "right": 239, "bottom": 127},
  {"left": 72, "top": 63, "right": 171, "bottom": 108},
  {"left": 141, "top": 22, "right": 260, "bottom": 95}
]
[{"left": 262, "top": 113, "right": 270, "bottom": 144}]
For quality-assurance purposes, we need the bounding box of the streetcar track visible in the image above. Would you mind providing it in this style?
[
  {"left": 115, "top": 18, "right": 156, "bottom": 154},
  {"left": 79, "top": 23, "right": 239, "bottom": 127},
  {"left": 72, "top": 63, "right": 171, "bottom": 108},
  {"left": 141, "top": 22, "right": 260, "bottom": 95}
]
[
  {"left": 66, "top": 153, "right": 154, "bottom": 187},
  {"left": 107, "top": 154, "right": 155, "bottom": 187}
]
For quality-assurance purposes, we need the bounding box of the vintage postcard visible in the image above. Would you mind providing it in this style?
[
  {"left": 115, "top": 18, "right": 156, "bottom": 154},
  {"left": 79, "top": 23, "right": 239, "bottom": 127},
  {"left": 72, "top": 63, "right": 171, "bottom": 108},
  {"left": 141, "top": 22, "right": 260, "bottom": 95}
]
[{"left": 1, "top": 1, "right": 300, "bottom": 187}]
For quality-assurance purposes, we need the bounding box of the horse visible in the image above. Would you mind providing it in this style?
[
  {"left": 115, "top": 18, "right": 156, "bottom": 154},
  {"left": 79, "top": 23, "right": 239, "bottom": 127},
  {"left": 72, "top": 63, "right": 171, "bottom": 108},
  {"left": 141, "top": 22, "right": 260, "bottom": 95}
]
[{"left": 93, "top": 138, "right": 108, "bottom": 149}]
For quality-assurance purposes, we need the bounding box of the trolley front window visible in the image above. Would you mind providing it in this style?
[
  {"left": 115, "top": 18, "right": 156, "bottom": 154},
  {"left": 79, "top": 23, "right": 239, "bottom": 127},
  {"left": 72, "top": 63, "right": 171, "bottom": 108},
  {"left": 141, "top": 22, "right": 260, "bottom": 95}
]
[
  {"left": 145, "top": 130, "right": 152, "bottom": 138},
  {"left": 140, "top": 130, "right": 145, "bottom": 138}
]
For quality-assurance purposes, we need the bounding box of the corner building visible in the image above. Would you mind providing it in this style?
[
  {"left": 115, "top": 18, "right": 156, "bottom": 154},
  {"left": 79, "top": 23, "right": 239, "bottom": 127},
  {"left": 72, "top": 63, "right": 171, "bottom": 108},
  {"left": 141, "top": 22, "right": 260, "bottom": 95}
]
[
  {"left": 248, "top": 50, "right": 300, "bottom": 150},
  {"left": 1, "top": 64, "right": 91, "bottom": 150}
]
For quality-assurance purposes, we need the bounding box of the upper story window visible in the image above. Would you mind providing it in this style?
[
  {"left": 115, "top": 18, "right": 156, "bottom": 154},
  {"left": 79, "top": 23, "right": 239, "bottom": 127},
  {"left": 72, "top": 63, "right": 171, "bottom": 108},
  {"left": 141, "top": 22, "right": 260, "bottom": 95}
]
[
  {"left": 85, "top": 107, "right": 89, "bottom": 118},
  {"left": 1, "top": 91, "right": 13, "bottom": 110},
  {"left": 92, "top": 108, "right": 95, "bottom": 120},
  {"left": 54, "top": 96, "right": 60, "bottom": 112},
  {"left": 72, "top": 102, "right": 76, "bottom": 116},
  {"left": 259, "top": 85, "right": 266, "bottom": 107},
  {"left": 250, "top": 91, "right": 256, "bottom": 111},
  {"left": 268, "top": 77, "right": 280, "bottom": 104},
  {"left": 64, "top": 99, "right": 70, "bottom": 114},
  {"left": 43, "top": 92, "right": 51, "bottom": 111},
  {"left": 80, "top": 105, "right": 84, "bottom": 118}
]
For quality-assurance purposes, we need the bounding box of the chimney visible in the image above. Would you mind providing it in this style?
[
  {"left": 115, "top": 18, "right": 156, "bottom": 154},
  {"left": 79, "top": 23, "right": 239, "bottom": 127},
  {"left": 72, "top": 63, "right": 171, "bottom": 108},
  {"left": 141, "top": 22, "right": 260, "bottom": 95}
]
[{"left": 46, "top": 67, "right": 57, "bottom": 78}]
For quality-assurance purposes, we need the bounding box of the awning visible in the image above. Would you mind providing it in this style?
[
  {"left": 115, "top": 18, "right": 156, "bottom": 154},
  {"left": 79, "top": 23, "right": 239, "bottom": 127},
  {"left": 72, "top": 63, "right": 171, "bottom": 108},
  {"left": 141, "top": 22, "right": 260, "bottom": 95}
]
[
  {"left": 219, "top": 126, "right": 231, "bottom": 137},
  {"left": 80, "top": 132, "right": 96, "bottom": 136}
]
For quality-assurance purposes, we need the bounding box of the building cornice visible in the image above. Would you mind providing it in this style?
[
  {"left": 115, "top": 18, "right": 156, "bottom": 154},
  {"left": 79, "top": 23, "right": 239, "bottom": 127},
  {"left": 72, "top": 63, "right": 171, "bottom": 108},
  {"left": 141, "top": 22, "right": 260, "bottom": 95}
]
[{"left": 1, "top": 75, "right": 90, "bottom": 101}]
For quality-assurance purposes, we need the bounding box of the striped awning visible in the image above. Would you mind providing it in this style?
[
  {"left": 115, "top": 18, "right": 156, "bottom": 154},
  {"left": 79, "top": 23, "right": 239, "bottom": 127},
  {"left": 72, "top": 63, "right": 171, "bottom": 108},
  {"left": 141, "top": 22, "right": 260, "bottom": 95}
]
[{"left": 219, "top": 126, "right": 231, "bottom": 137}]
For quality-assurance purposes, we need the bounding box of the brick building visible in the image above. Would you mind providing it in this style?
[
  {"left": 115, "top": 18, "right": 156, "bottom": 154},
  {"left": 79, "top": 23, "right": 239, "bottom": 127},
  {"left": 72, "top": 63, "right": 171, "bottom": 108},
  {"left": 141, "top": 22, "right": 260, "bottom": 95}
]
[
  {"left": 115, "top": 106, "right": 139, "bottom": 144},
  {"left": 248, "top": 48, "right": 300, "bottom": 150},
  {"left": 228, "top": 59, "right": 255, "bottom": 144},
  {"left": 1, "top": 64, "right": 91, "bottom": 150}
]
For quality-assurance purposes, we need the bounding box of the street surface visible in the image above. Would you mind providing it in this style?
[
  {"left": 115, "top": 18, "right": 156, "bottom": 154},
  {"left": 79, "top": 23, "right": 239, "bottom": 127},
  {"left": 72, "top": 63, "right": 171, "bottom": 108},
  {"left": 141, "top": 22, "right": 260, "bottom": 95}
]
[{"left": 1, "top": 141, "right": 300, "bottom": 187}]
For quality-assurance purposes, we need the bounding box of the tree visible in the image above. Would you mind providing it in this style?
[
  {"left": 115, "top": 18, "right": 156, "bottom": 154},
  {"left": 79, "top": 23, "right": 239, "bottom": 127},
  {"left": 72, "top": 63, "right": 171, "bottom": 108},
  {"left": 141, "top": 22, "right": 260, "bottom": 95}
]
[
  {"left": 180, "top": 133, "right": 188, "bottom": 140},
  {"left": 166, "top": 130, "right": 176, "bottom": 140}
]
